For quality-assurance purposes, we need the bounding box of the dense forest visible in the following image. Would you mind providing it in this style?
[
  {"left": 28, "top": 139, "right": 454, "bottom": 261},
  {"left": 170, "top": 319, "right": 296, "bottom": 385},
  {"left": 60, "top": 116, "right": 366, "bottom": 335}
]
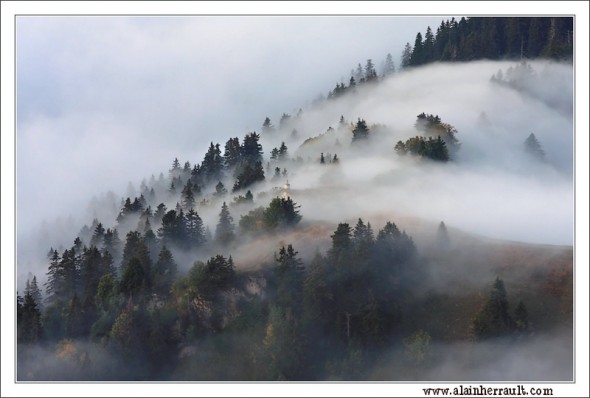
[{"left": 16, "top": 16, "right": 574, "bottom": 381}]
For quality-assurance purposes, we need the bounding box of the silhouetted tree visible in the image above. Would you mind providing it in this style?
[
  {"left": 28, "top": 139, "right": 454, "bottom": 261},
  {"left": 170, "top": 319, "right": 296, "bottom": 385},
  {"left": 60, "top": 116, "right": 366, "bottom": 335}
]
[
  {"left": 215, "top": 202, "right": 235, "bottom": 245},
  {"left": 352, "top": 119, "right": 370, "bottom": 142},
  {"left": 524, "top": 133, "right": 545, "bottom": 161},
  {"left": 472, "top": 277, "right": 514, "bottom": 339}
]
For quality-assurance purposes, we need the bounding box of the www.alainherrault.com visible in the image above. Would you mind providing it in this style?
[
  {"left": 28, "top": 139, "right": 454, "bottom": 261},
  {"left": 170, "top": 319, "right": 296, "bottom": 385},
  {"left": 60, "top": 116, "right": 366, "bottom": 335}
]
[{"left": 423, "top": 385, "right": 554, "bottom": 396}]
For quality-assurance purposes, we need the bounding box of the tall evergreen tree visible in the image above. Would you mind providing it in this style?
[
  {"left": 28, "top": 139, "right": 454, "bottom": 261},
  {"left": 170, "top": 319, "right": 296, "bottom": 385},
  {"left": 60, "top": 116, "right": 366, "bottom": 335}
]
[
  {"left": 201, "top": 142, "right": 224, "bottom": 183},
  {"left": 185, "top": 208, "right": 206, "bottom": 248},
  {"left": 153, "top": 246, "right": 178, "bottom": 296},
  {"left": 410, "top": 32, "right": 424, "bottom": 66},
  {"left": 262, "top": 117, "right": 275, "bottom": 134},
  {"left": 223, "top": 137, "right": 242, "bottom": 169},
  {"left": 423, "top": 26, "right": 435, "bottom": 62},
  {"left": 472, "top": 277, "right": 514, "bottom": 339},
  {"left": 215, "top": 202, "right": 235, "bottom": 245},
  {"left": 352, "top": 118, "right": 370, "bottom": 142},
  {"left": 364, "top": 59, "right": 377, "bottom": 82},
  {"left": 18, "top": 291, "right": 43, "bottom": 344},
  {"left": 25, "top": 276, "right": 43, "bottom": 312},
  {"left": 240, "top": 132, "right": 264, "bottom": 166},
  {"left": 523, "top": 133, "right": 545, "bottom": 161},
  {"left": 181, "top": 180, "right": 196, "bottom": 210},
  {"left": 401, "top": 42, "right": 413, "bottom": 69},
  {"left": 274, "top": 244, "right": 305, "bottom": 311},
  {"left": 383, "top": 53, "right": 396, "bottom": 76}
]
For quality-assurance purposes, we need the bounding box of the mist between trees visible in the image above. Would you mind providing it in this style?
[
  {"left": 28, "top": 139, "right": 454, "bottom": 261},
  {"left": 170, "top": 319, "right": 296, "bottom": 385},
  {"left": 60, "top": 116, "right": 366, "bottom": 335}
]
[{"left": 16, "top": 16, "right": 574, "bottom": 382}]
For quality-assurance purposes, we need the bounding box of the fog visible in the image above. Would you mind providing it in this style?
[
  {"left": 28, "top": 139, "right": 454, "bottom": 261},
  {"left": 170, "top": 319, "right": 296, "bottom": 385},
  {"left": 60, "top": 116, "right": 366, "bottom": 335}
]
[{"left": 9, "top": 13, "right": 581, "bottom": 389}]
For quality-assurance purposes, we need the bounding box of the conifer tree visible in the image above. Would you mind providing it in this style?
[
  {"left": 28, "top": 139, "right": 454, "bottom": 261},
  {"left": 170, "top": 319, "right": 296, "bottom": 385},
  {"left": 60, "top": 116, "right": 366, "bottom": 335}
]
[
  {"left": 383, "top": 53, "right": 396, "bottom": 76},
  {"left": 18, "top": 291, "right": 43, "bottom": 344},
  {"left": 223, "top": 137, "right": 242, "bottom": 169},
  {"left": 472, "top": 277, "right": 514, "bottom": 339},
  {"left": 524, "top": 133, "right": 545, "bottom": 161},
  {"left": 215, "top": 202, "right": 235, "bottom": 245},
  {"left": 352, "top": 118, "right": 370, "bottom": 142},
  {"left": 274, "top": 245, "right": 305, "bottom": 311},
  {"left": 401, "top": 42, "right": 413, "bottom": 69},
  {"left": 153, "top": 245, "right": 177, "bottom": 296},
  {"left": 185, "top": 208, "right": 206, "bottom": 247},
  {"left": 410, "top": 32, "right": 424, "bottom": 66}
]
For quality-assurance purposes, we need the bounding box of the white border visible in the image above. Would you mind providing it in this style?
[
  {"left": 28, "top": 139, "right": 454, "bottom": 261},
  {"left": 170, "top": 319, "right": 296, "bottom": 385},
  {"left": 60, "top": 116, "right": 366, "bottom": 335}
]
[{"left": 2, "top": 1, "right": 588, "bottom": 397}]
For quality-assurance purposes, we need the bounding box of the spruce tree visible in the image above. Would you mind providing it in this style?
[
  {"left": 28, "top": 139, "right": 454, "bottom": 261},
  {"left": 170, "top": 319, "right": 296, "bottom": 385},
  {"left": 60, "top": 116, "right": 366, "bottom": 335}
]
[
  {"left": 472, "top": 277, "right": 514, "bottom": 339},
  {"left": 524, "top": 133, "right": 545, "bottom": 161},
  {"left": 215, "top": 202, "right": 235, "bottom": 245},
  {"left": 351, "top": 119, "right": 370, "bottom": 142}
]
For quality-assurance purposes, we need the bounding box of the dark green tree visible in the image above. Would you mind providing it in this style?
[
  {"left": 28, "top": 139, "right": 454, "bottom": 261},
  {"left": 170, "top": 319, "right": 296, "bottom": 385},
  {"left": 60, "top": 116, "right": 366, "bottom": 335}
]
[
  {"left": 153, "top": 245, "right": 177, "bottom": 296},
  {"left": 472, "top": 277, "right": 514, "bottom": 339},
  {"left": 201, "top": 142, "right": 224, "bottom": 183},
  {"left": 410, "top": 32, "right": 424, "bottom": 66},
  {"left": 120, "top": 257, "right": 147, "bottom": 298},
  {"left": 18, "top": 291, "right": 43, "bottom": 344},
  {"left": 215, "top": 202, "right": 235, "bottom": 245},
  {"left": 423, "top": 26, "right": 435, "bottom": 61},
  {"left": 364, "top": 59, "right": 377, "bottom": 82},
  {"left": 263, "top": 197, "right": 302, "bottom": 229},
  {"left": 181, "top": 180, "right": 196, "bottom": 210},
  {"left": 351, "top": 118, "right": 370, "bottom": 142},
  {"left": 185, "top": 208, "right": 206, "bottom": 248},
  {"left": 224, "top": 137, "right": 242, "bottom": 169},
  {"left": 274, "top": 244, "right": 305, "bottom": 311},
  {"left": 262, "top": 117, "right": 275, "bottom": 134},
  {"left": 233, "top": 161, "right": 265, "bottom": 191},
  {"left": 25, "top": 276, "right": 43, "bottom": 312},
  {"left": 240, "top": 132, "right": 264, "bottom": 166}
]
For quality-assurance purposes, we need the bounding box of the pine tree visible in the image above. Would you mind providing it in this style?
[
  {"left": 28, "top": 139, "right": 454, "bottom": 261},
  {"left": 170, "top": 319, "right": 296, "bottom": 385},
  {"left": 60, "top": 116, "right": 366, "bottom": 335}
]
[
  {"left": 26, "top": 276, "right": 43, "bottom": 312},
  {"left": 352, "top": 118, "right": 370, "bottom": 142},
  {"left": 401, "top": 42, "right": 413, "bottom": 69},
  {"left": 278, "top": 142, "right": 288, "bottom": 160},
  {"left": 181, "top": 180, "right": 196, "bottom": 210},
  {"left": 202, "top": 142, "right": 225, "bottom": 183},
  {"left": 410, "top": 32, "right": 424, "bottom": 66},
  {"left": 185, "top": 208, "right": 206, "bottom": 247},
  {"left": 472, "top": 277, "right": 514, "bottom": 339},
  {"left": 262, "top": 117, "right": 275, "bottom": 134},
  {"left": 153, "top": 246, "right": 177, "bottom": 296},
  {"left": 244, "top": 132, "right": 264, "bottom": 162},
  {"left": 223, "top": 137, "right": 242, "bottom": 169},
  {"left": 383, "top": 53, "right": 396, "bottom": 76},
  {"left": 18, "top": 291, "right": 43, "bottom": 344},
  {"left": 423, "top": 26, "right": 435, "bottom": 62},
  {"left": 329, "top": 223, "right": 353, "bottom": 265},
  {"left": 274, "top": 245, "right": 305, "bottom": 311},
  {"left": 215, "top": 202, "right": 235, "bottom": 245},
  {"left": 90, "top": 222, "right": 106, "bottom": 248},
  {"left": 214, "top": 181, "right": 227, "bottom": 198},
  {"left": 157, "top": 210, "right": 183, "bottom": 248},
  {"left": 523, "top": 133, "right": 545, "bottom": 161},
  {"left": 364, "top": 59, "right": 377, "bottom": 82},
  {"left": 120, "top": 257, "right": 146, "bottom": 298}
]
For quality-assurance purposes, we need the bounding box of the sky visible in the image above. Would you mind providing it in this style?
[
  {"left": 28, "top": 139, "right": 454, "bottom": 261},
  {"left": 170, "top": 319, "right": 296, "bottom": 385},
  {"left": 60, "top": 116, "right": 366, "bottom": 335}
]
[{"left": 2, "top": 2, "right": 589, "bottom": 397}]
